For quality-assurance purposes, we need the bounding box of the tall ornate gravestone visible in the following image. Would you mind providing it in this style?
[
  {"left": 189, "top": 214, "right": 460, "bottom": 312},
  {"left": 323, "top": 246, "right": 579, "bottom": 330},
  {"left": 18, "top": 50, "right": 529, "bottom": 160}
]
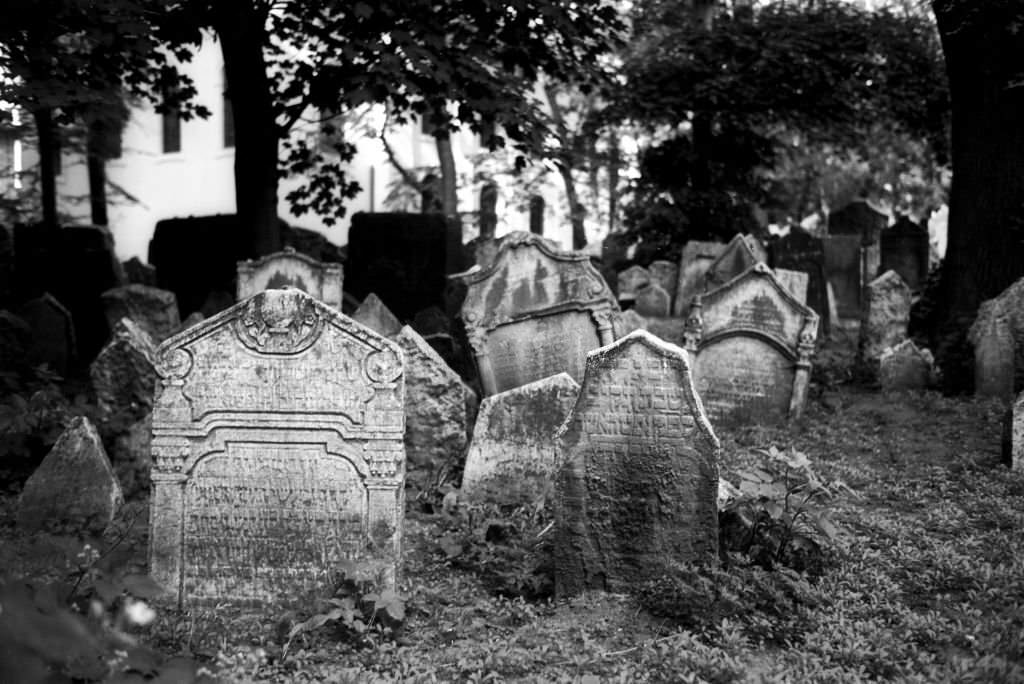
[
  {"left": 684, "top": 263, "right": 818, "bottom": 424},
  {"left": 674, "top": 240, "right": 726, "bottom": 316},
  {"left": 554, "top": 330, "right": 720, "bottom": 597},
  {"left": 703, "top": 234, "right": 764, "bottom": 293},
  {"left": 458, "top": 232, "right": 618, "bottom": 396},
  {"left": 236, "top": 247, "right": 344, "bottom": 310},
  {"left": 769, "top": 227, "right": 829, "bottom": 334},
  {"left": 880, "top": 216, "right": 930, "bottom": 292},
  {"left": 150, "top": 289, "right": 405, "bottom": 606}
]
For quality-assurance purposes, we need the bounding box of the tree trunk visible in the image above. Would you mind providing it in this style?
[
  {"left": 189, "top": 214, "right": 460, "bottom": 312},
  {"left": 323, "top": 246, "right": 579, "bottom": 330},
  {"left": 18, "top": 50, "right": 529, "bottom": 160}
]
[
  {"left": 213, "top": 0, "right": 280, "bottom": 258},
  {"left": 32, "top": 108, "right": 58, "bottom": 231},
  {"left": 434, "top": 133, "right": 458, "bottom": 216},
  {"left": 87, "top": 123, "right": 107, "bottom": 226},
  {"left": 608, "top": 133, "right": 620, "bottom": 234},
  {"left": 931, "top": 0, "right": 1024, "bottom": 392},
  {"left": 543, "top": 82, "right": 587, "bottom": 249}
]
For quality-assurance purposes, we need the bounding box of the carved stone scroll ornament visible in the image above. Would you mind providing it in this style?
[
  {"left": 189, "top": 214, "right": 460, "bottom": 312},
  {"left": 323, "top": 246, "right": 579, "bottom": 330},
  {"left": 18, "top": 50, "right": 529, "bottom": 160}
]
[{"left": 233, "top": 291, "right": 323, "bottom": 355}]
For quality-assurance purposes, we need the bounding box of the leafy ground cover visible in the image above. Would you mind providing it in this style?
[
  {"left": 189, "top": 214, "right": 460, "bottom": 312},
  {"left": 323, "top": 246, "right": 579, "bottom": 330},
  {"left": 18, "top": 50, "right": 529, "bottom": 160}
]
[{"left": 1, "top": 384, "right": 1022, "bottom": 682}]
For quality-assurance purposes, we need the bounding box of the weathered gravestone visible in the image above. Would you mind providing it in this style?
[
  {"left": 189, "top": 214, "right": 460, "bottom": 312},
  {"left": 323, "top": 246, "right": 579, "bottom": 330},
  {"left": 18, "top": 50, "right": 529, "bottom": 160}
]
[
  {"left": 149, "top": 289, "right": 405, "bottom": 606},
  {"left": 617, "top": 265, "right": 650, "bottom": 302},
  {"left": 647, "top": 260, "right": 679, "bottom": 305},
  {"left": 634, "top": 283, "right": 671, "bottom": 318},
  {"left": 673, "top": 240, "right": 726, "bottom": 316},
  {"left": 774, "top": 269, "right": 809, "bottom": 306},
  {"left": 20, "top": 293, "right": 76, "bottom": 375},
  {"left": 123, "top": 257, "right": 158, "bottom": 287},
  {"left": 859, "top": 270, "right": 912, "bottom": 367},
  {"left": 968, "top": 276, "right": 1024, "bottom": 399},
  {"left": 458, "top": 232, "right": 618, "bottom": 395},
  {"left": 613, "top": 309, "right": 647, "bottom": 338},
  {"left": 554, "top": 330, "right": 720, "bottom": 597},
  {"left": 829, "top": 199, "right": 887, "bottom": 307},
  {"left": 236, "top": 247, "right": 345, "bottom": 310},
  {"left": 823, "top": 234, "right": 863, "bottom": 321},
  {"left": 394, "top": 325, "right": 470, "bottom": 490},
  {"left": 703, "top": 234, "right": 764, "bottom": 293},
  {"left": 101, "top": 284, "right": 181, "bottom": 343},
  {"left": 90, "top": 318, "right": 158, "bottom": 420},
  {"left": 684, "top": 263, "right": 818, "bottom": 424},
  {"left": 881, "top": 216, "right": 929, "bottom": 292},
  {"left": 770, "top": 228, "right": 829, "bottom": 334},
  {"left": 352, "top": 293, "right": 403, "bottom": 339},
  {"left": 1009, "top": 391, "right": 1024, "bottom": 472},
  {"left": 462, "top": 373, "right": 579, "bottom": 506},
  {"left": 18, "top": 417, "right": 123, "bottom": 535},
  {"left": 879, "top": 339, "right": 934, "bottom": 391}
]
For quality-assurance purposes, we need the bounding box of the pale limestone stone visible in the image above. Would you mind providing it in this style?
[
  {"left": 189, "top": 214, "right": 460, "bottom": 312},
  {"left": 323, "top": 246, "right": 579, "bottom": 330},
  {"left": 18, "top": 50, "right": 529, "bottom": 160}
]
[
  {"left": 101, "top": 284, "right": 181, "bottom": 342},
  {"left": 236, "top": 247, "right": 344, "bottom": 310},
  {"left": 859, "top": 270, "right": 912, "bottom": 366},
  {"left": 554, "top": 330, "right": 720, "bottom": 597},
  {"left": 462, "top": 373, "right": 579, "bottom": 505},
  {"left": 352, "top": 292, "right": 403, "bottom": 338},
  {"left": 90, "top": 318, "right": 158, "bottom": 420},
  {"left": 150, "top": 289, "right": 405, "bottom": 606},
  {"left": 395, "top": 325, "right": 469, "bottom": 489},
  {"left": 1012, "top": 391, "right": 1024, "bottom": 471},
  {"left": 968, "top": 277, "right": 1024, "bottom": 399},
  {"left": 18, "top": 417, "right": 122, "bottom": 534}
]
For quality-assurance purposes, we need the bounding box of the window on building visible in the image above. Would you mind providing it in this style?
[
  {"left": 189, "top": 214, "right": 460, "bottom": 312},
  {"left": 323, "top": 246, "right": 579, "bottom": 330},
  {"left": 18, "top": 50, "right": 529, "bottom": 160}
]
[
  {"left": 162, "top": 111, "right": 181, "bottom": 153},
  {"left": 223, "top": 70, "right": 235, "bottom": 148}
]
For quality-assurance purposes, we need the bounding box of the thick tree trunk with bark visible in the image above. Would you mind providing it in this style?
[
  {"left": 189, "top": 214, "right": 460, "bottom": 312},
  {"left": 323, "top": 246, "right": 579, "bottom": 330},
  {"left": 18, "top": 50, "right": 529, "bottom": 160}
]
[
  {"left": 213, "top": 0, "right": 280, "bottom": 258},
  {"left": 931, "top": 0, "right": 1024, "bottom": 392},
  {"left": 32, "top": 108, "right": 58, "bottom": 231}
]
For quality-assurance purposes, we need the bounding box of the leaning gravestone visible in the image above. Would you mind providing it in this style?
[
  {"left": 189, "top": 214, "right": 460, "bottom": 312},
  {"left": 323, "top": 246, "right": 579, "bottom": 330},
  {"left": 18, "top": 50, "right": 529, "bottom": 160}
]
[
  {"left": 968, "top": 276, "right": 1024, "bottom": 399},
  {"left": 674, "top": 240, "right": 726, "bottom": 316},
  {"left": 617, "top": 265, "right": 650, "bottom": 302},
  {"left": 394, "top": 325, "right": 470, "bottom": 490},
  {"left": 352, "top": 293, "right": 403, "bottom": 338},
  {"left": 858, "top": 270, "right": 912, "bottom": 367},
  {"left": 769, "top": 228, "right": 829, "bottom": 335},
  {"left": 462, "top": 373, "right": 579, "bottom": 505},
  {"left": 879, "top": 339, "right": 934, "bottom": 391},
  {"left": 101, "top": 284, "right": 181, "bottom": 343},
  {"left": 236, "top": 247, "right": 344, "bottom": 310},
  {"left": 647, "top": 260, "right": 679, "bottom": 304},
  {"left": 554, "top": 330, "right": 720, "bottom": 597},
  {"left": 634, "top": 283, "right": 671, "bottom": 318},
  {"left": 150, "top": 289, "right": 405, "bottom": 606},
  {"left": 458, "top": 232, "right": 618, "bottom": 395},
  {"left": 20, "top": 293, "right": 76, "bottom": 376},
  {"left": 90, "top": 318, "right": 158, "bottom": 420},
  {"left": 18, "top": 417, "right": 123, "bottom": 535},
  {"left": 703, "top": 234, "right": 764, "bottom": 292},
  {"left": 684, "top": 263, "right": 819, "bottom": 424}
]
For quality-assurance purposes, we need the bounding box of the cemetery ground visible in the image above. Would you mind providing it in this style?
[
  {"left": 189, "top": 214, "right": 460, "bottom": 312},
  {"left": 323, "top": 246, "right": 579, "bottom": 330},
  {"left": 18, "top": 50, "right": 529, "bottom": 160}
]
[{"left": 1, "top": 376, "right": 1022, "bottom": 683}]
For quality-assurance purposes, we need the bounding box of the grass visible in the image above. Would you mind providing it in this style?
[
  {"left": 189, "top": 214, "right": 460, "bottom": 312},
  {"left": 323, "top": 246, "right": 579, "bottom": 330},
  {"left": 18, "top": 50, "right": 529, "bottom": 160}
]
[{"left": 2, "top": 385, "right": 1023, "bottom": 682}]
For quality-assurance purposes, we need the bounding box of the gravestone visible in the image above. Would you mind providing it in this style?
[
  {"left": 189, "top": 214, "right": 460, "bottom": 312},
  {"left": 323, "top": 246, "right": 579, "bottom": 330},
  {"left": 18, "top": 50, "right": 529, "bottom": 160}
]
[
  {"left": 879, "top": 340, "right": 934, "bottom": 391},
  {"left": 674, "top": 240, "right": 725, "bottom": 316},
  {"left": 968, "top": 276, "right": 1024, "bottom": 399},
  {"left": 554, "top": 330, "right": 720, "bottom": 597},
  {"left": 17, "top": 417, "right": 123, "bottom": 535},
  {"left": 704, "top": 234, "right": 763, "bottom": 292},
  {"left": 91, "top": 318, "right": 158, "bottom": 420},
  {"left": 101, "top": 284, "right": 181, "bottom": 343},
  {"left": 236, "top": 247, "right": 344, "bottom": 310},
  {"left": 458, "top": 232, "right": 618, "bottom": 395},
  {"left": 462, "top": 373, "right": 579, "bottom": 505},
  {"left": 352, "top": 293, "right": 403, "bottom": 338},
  {"left": 823, "top": 235, "right": 863, "bottom": 320},
  {"left": 20, "top": 293, "right": 76, "bottom": 375},
  {"left": 880, "top": 216, "right": 930, "bottom": 292},
  {"left": 770, "top": 228, "right": 829, "bottom": 334},
  {"left": 859, "top": 270, "right": 912, "bottom": 366},
  {"left": 111, "top": 412, "right": 153, "bottom": 500},
  {"left": 346, "top": 212, "right": 464, "bottom": 320},
  {"left": 616, "top": 265, "right": 650, "bottom": 302},
  {"left": 684, "top": 263, "right": 818, "bottom": 424},
  {"left": 647, "top": 260, "right": 679, "bottom": 304},
  {"left": 178, "top": 311, "right": 205, "bottom": 333},
  {"left": 1011, "top": 391, "right": 1024, "bottom": 471},
  {"left": 150, "top": 289, "right": 405, "bottom": 606},
  {"left": 634, "top": 283, "right": 671, "bottom": 318},
  {"left": 774, "top": 268, "right": 809, "bottom": 306},
  {"left": 123, "top": 257, "right": 158, "bottom": 286},
  {"left": 394, "top": 325, "right": 469, "bottom": 489},
  {"left": 829, "top": 199, "right": 888, "bottom": 243},
  {"left": 613, "top": 309, "right": 647, "bottom": 338}
]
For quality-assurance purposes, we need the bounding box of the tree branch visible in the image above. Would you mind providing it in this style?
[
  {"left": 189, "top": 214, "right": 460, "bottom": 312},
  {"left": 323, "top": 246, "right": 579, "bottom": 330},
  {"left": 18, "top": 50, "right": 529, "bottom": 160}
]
[{"left": 380, "top": 116, "right": 423, "bottom": 193}]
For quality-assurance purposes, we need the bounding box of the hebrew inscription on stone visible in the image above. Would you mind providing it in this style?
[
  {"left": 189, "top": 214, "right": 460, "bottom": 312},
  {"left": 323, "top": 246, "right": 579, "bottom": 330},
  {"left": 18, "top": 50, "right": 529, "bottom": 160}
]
[
  {"left": 150, "top": 289, "right": 404, "bottom": 607},
  {"left": 485, "top": 311, "right": 600, "bottom": 392}
]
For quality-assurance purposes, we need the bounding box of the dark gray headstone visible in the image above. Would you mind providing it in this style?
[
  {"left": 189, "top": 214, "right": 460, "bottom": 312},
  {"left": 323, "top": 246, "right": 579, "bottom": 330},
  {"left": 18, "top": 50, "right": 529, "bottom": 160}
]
[
  {"left": 20, "top": 293, "right": 76, "bottom": 375},
  {"left": 770, "top": 228, "right": 829, "bottom": 335},
  {"left": 880, "top": 216, "right": 929, "bottom": 292}
]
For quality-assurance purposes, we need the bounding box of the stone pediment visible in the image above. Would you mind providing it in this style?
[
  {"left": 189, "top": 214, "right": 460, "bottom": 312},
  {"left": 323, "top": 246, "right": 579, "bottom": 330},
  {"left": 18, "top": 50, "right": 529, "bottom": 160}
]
[{"left": 236, "top": 247, "right": 344, "bottom": 309}]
